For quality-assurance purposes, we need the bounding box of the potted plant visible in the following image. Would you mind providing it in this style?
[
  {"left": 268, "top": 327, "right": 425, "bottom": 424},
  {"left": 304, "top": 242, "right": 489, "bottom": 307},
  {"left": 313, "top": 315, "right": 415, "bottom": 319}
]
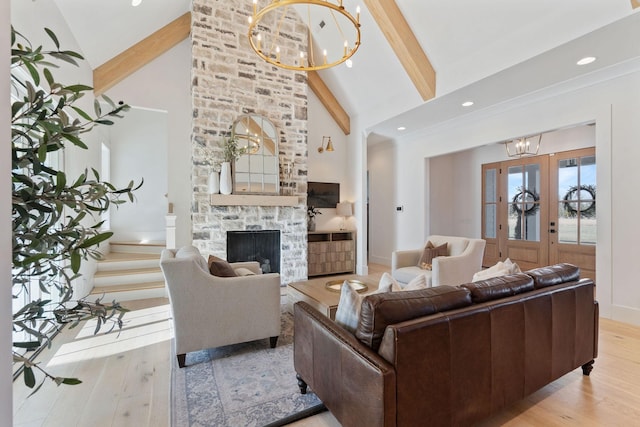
[
  {"left": 220, "top": 136, "right": 246, "bottom": 195},
  {"left": 307, "top": 206, "right": 322, "bottom": 231},
  {"left": 11, "top": 26, "right": 141, "bottom": 391}
]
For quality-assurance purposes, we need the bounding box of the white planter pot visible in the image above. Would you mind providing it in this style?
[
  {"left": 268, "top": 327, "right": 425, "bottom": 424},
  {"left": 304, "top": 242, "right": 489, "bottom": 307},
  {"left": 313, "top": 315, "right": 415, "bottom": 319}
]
[
  {"left": 220, "top": 162, "right": 232, "bottom": 195},
  {"left": 208, "top": 170, "right": 220, "bottom": 194}
]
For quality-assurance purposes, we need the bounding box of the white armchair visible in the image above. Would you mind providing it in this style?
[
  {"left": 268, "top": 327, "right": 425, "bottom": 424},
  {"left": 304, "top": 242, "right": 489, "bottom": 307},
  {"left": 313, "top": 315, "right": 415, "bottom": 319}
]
[
  {"left": 160, "top": 246, "right": 281, "bottom": 368},
  {"left": 391, "top": 235, "right": 486, "bottom": 287}
]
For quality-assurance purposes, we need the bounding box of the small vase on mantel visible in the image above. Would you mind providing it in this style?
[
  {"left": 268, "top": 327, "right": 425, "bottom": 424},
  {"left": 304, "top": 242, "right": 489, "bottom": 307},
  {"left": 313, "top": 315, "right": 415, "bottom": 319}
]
[
  {"left": 308, "top": 218, "right": 316, "bottom": 232},
  {"left": 208, "top": 170, "right": 220, "bottom": 194},
  {"left": 220, "top": 161, "right": 232, "bottom": 195}
]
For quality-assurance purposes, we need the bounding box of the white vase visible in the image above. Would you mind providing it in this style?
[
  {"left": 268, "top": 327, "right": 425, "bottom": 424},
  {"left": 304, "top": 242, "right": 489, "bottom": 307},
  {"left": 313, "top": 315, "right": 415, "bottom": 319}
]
[
  {"left": 208, "top": 170, "right": 220, "bottom": 194},
  {"left": 220, "top": 161, "right": 232, "bottom": 195}
]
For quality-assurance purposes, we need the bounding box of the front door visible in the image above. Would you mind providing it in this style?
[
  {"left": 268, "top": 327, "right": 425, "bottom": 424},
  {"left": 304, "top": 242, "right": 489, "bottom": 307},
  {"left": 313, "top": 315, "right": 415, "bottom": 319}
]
[
  {"left": 549, "top": 148, "right": 596, "bottom": 279},
  {"left": 482, "top": 148, "right": 596, "bottom": 278}
]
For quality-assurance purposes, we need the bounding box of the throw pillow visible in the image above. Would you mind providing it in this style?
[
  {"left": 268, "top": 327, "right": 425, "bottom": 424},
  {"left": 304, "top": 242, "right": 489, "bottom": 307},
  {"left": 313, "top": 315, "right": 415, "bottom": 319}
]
[
  {"left": 207, "top": 255, "right": 237, "bottom": 277},
  {"left": 379, "top": 272, "right": 428, "bottom": 292},
  {"left": 233, "top": 267, "right": 256, "bottom": 276},
  {"left": 334, "top": 280, "right": 393, "bottom": 334},
  {"left": 418, "top": 241, "right": 448, "bottom": 269}
]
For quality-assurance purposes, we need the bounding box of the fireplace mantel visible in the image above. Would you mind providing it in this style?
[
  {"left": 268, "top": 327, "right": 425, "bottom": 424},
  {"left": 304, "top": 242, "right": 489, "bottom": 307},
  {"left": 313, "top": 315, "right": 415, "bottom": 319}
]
[{"left": 210, "top": 194, "right": 300, "bottom": 207}]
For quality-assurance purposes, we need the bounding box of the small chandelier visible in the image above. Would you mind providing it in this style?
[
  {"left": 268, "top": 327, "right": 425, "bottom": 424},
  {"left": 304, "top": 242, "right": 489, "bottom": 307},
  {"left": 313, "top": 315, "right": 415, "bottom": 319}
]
[
  {"left": 248, "top": 0, "right": 362, "bottom": 71},
  {"left": 504, "top": 134, "right": 542, "bottom": 158}
]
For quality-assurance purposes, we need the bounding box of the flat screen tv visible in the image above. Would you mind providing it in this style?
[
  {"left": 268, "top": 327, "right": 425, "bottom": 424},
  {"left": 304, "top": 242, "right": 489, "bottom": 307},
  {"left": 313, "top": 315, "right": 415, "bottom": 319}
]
[{"left": 307, "top": 181, "right": 340, "bottom": 208}]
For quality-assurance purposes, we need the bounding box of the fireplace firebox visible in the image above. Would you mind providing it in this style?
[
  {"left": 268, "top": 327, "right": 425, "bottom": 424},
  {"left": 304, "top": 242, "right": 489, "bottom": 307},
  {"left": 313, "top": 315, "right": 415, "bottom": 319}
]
[{"left": 227, "top": 230, "right": 281, "bottom": 274}]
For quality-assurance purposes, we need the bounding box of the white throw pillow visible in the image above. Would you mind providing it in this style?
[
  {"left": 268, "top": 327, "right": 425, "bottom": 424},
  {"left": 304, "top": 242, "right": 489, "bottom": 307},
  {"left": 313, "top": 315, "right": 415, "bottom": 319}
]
[
  {"left": 472, "top": 260, "right": 514, "bottom": 282},
  {"left": 233, "top": 267, "right": 256, "bottom": 276},
  {"left": 503, "top": 258, "right": 522, "bottom": 274},
  {"left": 334, "top": 280, "right": 393, "bottom": 333},
  {"left": 379, "top": 271, "right": 428, "bottom": 292}
]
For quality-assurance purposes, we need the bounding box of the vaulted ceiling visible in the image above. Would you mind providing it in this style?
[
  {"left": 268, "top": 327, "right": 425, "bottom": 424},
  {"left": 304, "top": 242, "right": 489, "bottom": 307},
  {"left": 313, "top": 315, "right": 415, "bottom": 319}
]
[{"left": 52, "top": 0, "right": 639, "bottom": 139}]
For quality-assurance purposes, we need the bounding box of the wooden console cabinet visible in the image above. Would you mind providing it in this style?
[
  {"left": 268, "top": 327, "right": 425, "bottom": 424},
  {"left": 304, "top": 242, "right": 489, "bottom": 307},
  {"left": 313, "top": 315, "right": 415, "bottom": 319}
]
[{"left": 307, "top": 231, "right": 356, "bottom": 277}]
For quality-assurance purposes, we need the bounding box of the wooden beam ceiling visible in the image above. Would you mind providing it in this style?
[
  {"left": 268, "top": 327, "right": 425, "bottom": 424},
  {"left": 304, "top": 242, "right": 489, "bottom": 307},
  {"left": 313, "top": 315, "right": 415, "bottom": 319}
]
[
  {"left": 632, "top": 0, "right": 640, "bottom": 9},
  {"left": 93, "top": 12, "right": 191, "bottom": 96},
  {"left": 363, "top": 0, "right": 436, "bottom": 101},
  {"left": 307, "top": 71, "right": 351, "bottom": 135}
]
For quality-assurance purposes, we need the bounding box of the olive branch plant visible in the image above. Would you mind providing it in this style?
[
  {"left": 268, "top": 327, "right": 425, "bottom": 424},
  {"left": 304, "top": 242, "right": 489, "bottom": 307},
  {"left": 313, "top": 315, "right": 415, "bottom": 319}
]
[{"left": 11, "top": 26, "right": 142, "bottom": 394}]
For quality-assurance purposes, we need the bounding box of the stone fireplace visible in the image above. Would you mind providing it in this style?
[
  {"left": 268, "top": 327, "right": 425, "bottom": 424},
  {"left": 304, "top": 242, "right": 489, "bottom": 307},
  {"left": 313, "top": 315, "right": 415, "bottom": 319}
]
[{"left": 191, "top": 1, "right": 309, "bottom": 284}]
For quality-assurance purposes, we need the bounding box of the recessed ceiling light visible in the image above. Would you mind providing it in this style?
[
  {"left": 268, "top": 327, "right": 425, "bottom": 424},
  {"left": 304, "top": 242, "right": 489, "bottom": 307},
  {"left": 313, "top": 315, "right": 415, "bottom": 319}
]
[
  {"left": 462, "top": 101, "right": 474, "bottom": 107},
  {"left": 397, "top": 126, "right": 406, "bottom": 131},
  {"left": 132, "top": 0, "right": 142, "bottom": 6},
  {"left": 577, "top": 56, "right": 596, "bottom": 66}
]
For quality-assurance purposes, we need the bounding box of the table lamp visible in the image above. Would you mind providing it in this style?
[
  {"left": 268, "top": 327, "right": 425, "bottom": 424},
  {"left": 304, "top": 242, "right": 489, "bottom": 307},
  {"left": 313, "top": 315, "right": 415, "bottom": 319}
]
[{"left": 336, "top": 202, "right": 353, "bottom": 230}]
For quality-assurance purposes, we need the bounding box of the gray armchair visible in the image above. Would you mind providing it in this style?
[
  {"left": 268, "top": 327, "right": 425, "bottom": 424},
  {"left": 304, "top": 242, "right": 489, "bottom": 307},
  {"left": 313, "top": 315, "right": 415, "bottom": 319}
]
[{"left": 160, "top": 246, "right": 281, "bottom": 367}]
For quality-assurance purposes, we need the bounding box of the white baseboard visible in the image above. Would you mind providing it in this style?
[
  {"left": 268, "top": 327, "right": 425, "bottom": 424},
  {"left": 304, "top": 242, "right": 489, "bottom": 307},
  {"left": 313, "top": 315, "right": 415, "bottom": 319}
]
[
  {"left": 610, "top": 304, "right": 640, "bottom": 327},
  {"left": 368, "top": 255, "right": 391, "bottom": 266}
]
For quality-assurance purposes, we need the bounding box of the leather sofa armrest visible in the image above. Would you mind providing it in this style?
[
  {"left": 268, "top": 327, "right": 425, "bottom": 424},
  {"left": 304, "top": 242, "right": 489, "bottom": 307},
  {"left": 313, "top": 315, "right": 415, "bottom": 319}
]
[
  {"left": 294, "top": 302, "right": 396, "bottom": 427},
  {"left": 392, "top": 249, "right": 422, "bottom": 272}
]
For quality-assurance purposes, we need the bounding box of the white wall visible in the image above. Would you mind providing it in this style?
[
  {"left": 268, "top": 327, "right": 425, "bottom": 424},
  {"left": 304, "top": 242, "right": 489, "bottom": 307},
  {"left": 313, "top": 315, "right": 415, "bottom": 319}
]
[
  {"left": 2, "top": 0, "right": 13, "bottom": 421},
  {"left": 367, "top": 140, "right": 397, "bottom": 265},
  {"left": 307, "top": 90, "right": 353, "bottom": 231},
  {"left": 428, "top": 124, "right": 596, "bottom": 238},
  {"left": 390, "top": 66, "right": 640, "bottom": 325},
  {"left": 106, "top": 39, "right": 192, "bottom": 247},
  {"left": 109, "top": 107, "right": 168, "bottom": 242},
  {"left": 12, "top": 0, "right": 108, "bottom": 298}
]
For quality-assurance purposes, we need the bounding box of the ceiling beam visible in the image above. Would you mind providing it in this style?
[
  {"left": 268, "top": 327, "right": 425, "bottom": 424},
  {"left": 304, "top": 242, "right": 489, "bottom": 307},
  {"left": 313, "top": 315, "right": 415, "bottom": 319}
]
[
  {"left": 363, "top": 0, "right": 436, "bottom": 101},
  {"left": 307, "top": 71, "right": 351, "bottom": 135},
  {"left": 93, "top": 12, "right": 191, "bottom": 96},
  {"left": 632, "top": 0, "right": 640, "bottom": 9}
]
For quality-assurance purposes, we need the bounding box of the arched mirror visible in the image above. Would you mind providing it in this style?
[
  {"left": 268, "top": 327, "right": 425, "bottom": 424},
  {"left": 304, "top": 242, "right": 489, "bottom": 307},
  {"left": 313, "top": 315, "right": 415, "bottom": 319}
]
[{"left": 231, "top": 114, "right": 279, "bottom": 194}]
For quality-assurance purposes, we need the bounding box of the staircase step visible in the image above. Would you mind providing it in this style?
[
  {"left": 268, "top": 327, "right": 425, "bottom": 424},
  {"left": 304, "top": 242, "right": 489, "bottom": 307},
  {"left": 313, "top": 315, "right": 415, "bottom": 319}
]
[
  {"left": 94, "top": 267, "right": 164, "bottom": 286},
  {"left": 90, "top": 281, "right": 166, "bottom": 302},
  {"left": 109, "top": 241, "right": 165, "bottom": 254},
  {"left": 97, "top": 253, "right": 160, "bottom": 271}
]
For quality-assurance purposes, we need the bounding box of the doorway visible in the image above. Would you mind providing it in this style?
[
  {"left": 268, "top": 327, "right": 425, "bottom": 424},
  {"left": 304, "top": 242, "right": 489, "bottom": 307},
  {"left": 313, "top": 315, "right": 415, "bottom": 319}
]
[{"left": 482, "top": 147, "right": 596, "bottom": 278}]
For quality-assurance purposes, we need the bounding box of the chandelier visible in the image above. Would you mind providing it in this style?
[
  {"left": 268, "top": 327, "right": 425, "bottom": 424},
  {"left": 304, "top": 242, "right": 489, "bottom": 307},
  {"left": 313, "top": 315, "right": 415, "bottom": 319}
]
[
  {"left": 248, "top": 0, "right": 362, "bottom": 71},
  {"left": 504, "top": 134, "right": 542, "bottom": 158}
]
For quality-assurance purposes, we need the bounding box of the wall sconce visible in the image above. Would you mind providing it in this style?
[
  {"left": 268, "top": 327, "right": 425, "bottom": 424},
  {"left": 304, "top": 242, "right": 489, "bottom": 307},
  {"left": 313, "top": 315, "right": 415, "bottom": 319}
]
[
  {"left": 504, "top": 134, "right": 542, "bottom": 158},
  {"left": 336, "top": 202, "right": 353, "bottom": 230},
  {"left": 318, "top": 136, "right": 334, "bottom": 153}
]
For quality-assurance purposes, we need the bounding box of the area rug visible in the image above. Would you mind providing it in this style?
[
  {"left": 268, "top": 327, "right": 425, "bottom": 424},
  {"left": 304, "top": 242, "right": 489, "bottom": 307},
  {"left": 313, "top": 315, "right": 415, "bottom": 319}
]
[{"left": 171, "top": 306, "right": 325, "bottom": 427}]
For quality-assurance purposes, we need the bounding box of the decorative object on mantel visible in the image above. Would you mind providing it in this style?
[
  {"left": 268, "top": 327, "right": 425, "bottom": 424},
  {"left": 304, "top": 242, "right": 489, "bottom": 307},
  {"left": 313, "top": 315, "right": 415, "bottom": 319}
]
[
  {"left": 317, "top": 136, "right": 334, "bottom": 153},
  {"left": 220, "top": 136, "right": 247, "bottom": 195},
  {"left": 504, "top": 134, "right": 542, "bottom": 158},
  {"left": 220, "top": 162, "right": 232, "bottom": 195},
  {"left": 336, "top": 201, "right": 353, "bottom": 230},
  {"left": 307, "top": 206, "right": 322, "bottom": 231},
  {"left": 248, "top": 0, "right": 361, "bottom": 72},
  {"left": 208, "top": 167, "right": 220, "bottom": 194},
  {"left": 231, "top": 114, "right": 280, "bottom": 194}
]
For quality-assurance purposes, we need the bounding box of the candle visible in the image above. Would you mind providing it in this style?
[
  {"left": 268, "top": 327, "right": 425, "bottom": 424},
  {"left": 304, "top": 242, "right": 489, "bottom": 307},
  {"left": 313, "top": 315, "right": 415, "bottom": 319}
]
[
  {"left": 323, "top": 49, "right": 327, "bottom": 64},
  {"left": 257, "top": 33, "right": 261, "bottom": 51},
  {"left": 343, "top": 40, "right": 348, "bottom": 56},
  {"left": 276, "top": 46, "right": 280, "bottom": 62},
  {"left": 253, "top": 0, "right": 257, "bottom": 17},
  {"left": 356, "top": 6, "right": 360, "bottom": 24}
]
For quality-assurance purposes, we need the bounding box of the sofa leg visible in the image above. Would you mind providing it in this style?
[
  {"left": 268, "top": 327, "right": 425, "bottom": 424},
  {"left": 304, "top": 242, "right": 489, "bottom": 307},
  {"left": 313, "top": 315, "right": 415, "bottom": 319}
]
[
  {"left": 581, "top": 360, "right": 595, "bottom": 376},
  {"left": 177, "top": 353, "right": 186, "bottom": 368},
  {"left": 270, "top": 336, "right": 278, "bottom": 348},
  {"left": 296, "top": 373, "right": 308, "bottom": 394}
]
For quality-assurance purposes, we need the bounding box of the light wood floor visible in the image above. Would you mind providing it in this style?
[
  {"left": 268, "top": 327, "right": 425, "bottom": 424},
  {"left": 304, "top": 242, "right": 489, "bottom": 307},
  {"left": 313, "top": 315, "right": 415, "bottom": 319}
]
[{"left": 13, "top": 264, "right": 640, "bottom": 426}]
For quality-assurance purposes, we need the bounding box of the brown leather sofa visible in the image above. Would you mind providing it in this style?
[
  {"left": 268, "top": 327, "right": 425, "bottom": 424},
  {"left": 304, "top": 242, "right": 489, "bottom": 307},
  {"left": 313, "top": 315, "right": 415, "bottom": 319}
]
[{"left": 293, "top": 264, "right": 598, "bottom": 427}]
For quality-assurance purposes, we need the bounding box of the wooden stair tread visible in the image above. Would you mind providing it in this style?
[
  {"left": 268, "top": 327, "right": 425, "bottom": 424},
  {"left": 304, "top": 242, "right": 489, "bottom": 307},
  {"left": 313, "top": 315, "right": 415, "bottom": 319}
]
[
  {"left": 90, "top": 281, "right": 166, "bottom": 295},
  {"left": 99, "top": 252, "right": 161, "bottom": 262},
  {"left": 110, "top": 241, "right": 166, "bottom": 247},
  {"left": 94, "top": 267, "right": 161, "bottom": 277}
]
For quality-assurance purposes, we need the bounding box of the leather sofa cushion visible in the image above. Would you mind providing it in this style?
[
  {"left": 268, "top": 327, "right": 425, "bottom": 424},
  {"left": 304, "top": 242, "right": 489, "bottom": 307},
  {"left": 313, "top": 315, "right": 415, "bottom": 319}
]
[
  {"left": 356, "top": 286, "right": 472, "bottom": 351},
  {"left": 526, "top": 263, "right": 580, "bottom": 289},
  {"left": 460, "top": 273, "right": 534, "bottom": 303}
]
